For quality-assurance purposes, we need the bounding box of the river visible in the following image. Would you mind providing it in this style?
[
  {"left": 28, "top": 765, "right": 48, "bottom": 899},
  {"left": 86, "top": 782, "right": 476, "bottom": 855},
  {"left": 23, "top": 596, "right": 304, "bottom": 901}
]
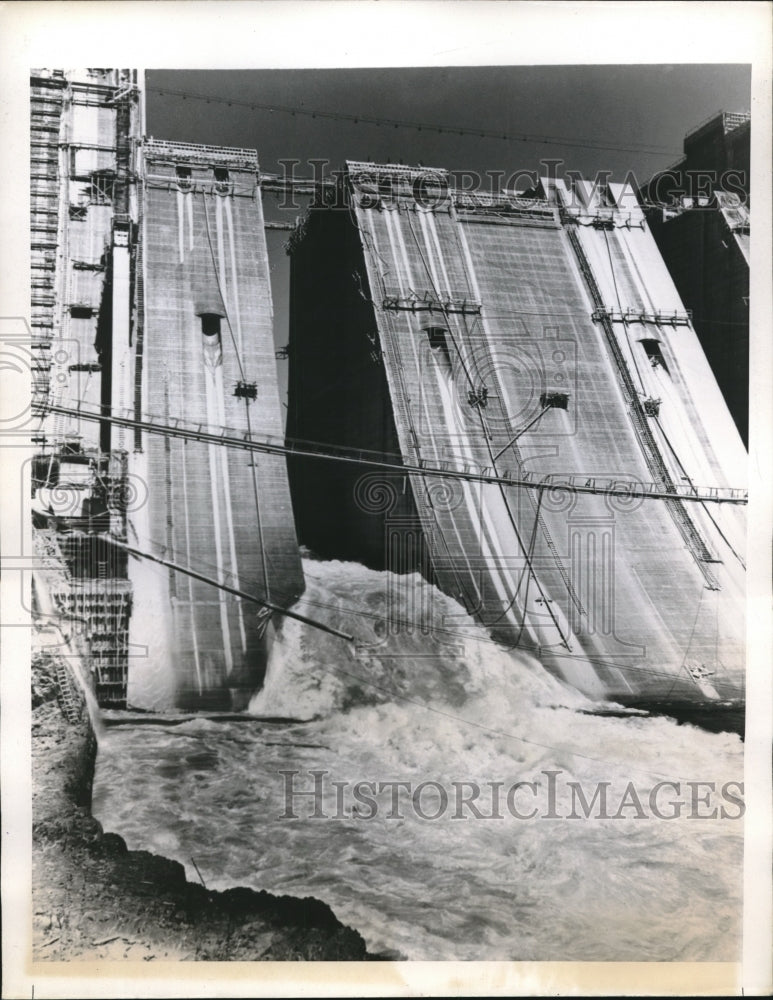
[{"left": 92, "top": 557, "right": 743, "bottom": 961}]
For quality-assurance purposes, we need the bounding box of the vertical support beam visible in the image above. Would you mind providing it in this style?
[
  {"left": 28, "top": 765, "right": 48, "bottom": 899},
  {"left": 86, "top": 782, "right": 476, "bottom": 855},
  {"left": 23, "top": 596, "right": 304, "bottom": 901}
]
[{"left": 109, "top": 222, "right": 131, "bottom": 452}]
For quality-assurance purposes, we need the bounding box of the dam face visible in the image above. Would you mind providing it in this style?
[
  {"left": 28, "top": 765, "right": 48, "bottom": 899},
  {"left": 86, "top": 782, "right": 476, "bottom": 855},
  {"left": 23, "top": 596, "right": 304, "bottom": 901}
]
[
  {"left": 130, "top": 140, "right": 304, "bottom": 710},
  {"left": 287, "top": 162, "right": 746, "bottom": 705}
]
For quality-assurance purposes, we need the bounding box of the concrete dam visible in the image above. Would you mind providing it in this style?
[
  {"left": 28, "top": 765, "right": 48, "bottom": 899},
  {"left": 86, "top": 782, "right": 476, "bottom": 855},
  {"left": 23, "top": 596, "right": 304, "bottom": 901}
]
[
  {"left": 287, "top": 163, "right": 746, "bottom": 705},
  {"left": 31, "top": 69, "right": 303, "bottom": 711},
  {"left": 129, "top": 137, "right": 303, "bottom": 710},
  {"left": 31, "top": 70, "right": 747, "bottom": 711}
]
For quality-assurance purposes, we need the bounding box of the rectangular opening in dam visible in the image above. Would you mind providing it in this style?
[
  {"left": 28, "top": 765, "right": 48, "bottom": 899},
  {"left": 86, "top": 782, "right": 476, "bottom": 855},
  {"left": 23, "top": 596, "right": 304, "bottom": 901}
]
[
  {"left": 424, "top": 325, "right": 451, "bottom": 362},
  {"left": 639, "top": 337, "right": 670, "bottom": 374},
  {"left": 175, "top": 166, "right": 193, "bottom": 192}
]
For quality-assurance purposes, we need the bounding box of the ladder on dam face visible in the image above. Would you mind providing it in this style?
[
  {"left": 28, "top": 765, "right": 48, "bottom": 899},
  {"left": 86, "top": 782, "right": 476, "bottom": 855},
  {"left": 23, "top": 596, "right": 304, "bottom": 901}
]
[
  {"left": 54, "top": 657, "right": 81, "bottom": 724},
  {"left": 377, "top": 307, "right": 486, "bottom": 617},
  {"left": 456, "top": 312, "right": 584, "bottom": 619},
  {"left": 565, "top": 227, "right": 720, "bottom": 588}
]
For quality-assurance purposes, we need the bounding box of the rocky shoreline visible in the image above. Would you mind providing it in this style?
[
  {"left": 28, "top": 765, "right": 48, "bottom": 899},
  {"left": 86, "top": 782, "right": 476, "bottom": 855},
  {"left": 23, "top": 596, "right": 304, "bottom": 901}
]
[{"left": 32, "top": 653, "right": 372, "bottom": 961}]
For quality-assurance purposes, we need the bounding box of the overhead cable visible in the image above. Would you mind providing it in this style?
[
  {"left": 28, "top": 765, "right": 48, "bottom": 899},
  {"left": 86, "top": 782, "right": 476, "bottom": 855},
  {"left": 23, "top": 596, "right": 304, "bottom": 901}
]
[{"left": 147, "top": 85, "right": 680, "bottom": 157}]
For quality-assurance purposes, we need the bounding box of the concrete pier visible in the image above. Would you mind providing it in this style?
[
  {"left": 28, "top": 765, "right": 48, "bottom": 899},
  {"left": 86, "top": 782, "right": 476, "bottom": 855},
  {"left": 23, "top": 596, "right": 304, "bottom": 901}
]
[{"left": 287, "top": 162, "right": 746, "bottom": 704}]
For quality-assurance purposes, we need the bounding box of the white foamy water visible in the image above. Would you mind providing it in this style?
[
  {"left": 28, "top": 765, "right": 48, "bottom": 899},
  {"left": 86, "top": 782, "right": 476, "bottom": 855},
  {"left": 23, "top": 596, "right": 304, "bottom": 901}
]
[{"left": 93, "top": 558, "right": 743, "bottom": 961}]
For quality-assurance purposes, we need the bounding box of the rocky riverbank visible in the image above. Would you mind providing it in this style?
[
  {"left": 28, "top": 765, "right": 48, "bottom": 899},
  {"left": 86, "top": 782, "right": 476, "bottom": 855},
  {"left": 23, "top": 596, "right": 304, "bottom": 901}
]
[{"left": 32, "top": 652, "right": 371, "bottom": 961}]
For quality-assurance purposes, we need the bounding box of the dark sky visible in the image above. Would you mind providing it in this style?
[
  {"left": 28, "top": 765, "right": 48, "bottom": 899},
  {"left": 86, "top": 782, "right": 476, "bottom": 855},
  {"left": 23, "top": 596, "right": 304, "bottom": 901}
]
[
  {"left": 145, "top": 65, "right": 751, "bottom": 182},
  {"left": 144, "top": 65, "right": 751, "bottom": 409}
]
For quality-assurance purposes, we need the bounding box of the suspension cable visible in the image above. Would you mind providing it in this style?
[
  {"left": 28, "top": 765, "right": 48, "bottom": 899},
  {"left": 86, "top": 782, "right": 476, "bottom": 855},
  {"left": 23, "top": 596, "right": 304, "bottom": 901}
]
[
  {"left": 93, "top": 533, "right": 353, "bottom": 641},
  {"left": 37, "top": 399, "right": 747, "bottom": 505}
]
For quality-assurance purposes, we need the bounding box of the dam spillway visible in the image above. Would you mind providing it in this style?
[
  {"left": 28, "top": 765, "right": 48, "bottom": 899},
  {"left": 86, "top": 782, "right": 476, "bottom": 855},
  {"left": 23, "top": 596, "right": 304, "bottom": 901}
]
[
  {"left": 30, "top": 69, "right": 747, "bottom": 712},
  {"left": 286, "top": 162, "right": 746, "bottom": 704},
  {"left": 129, "top": 138, "right": 303, "bottom": 710}
]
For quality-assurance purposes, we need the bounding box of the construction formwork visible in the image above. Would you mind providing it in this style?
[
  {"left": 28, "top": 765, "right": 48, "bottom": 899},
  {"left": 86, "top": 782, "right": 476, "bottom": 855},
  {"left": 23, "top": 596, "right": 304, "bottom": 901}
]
[
  {"left": 287, "top": 162, "right": 746, "bottom": 705},
  {"left": 33, "top": 529, "right": 132, "bottom": 707},
  {"left": 32, "top": 69, "right": 141, "bottom": 453},
  {"left": 30, "top": 72, "right": 67, "bottom": 411},
  {"left": 30, "top": 70, "right": 140, "bottom": 708}
]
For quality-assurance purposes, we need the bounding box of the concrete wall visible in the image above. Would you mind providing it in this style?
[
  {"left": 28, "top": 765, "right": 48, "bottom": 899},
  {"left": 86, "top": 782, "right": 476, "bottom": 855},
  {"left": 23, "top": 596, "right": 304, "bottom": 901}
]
[
  {"left": 133, "top": 139, "right": 303, "bottom": 710},
  {"left": 640, "top": 111, "right": 750, "bottom": 444},
  {"left": 287, "top": 163, "right": 746, "bottom": 705},
  {"left": 286, "top": 207, "right": 420, "bottom": 569},
  {"left": 644, "top": 207, "right": 749, "bottom": 444}
]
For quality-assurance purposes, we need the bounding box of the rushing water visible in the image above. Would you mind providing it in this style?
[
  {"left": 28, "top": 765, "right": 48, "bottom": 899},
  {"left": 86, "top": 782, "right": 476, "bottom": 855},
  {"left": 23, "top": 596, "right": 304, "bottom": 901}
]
[{"left": 93, "top": 558, "right": 744, "bottom": 961}]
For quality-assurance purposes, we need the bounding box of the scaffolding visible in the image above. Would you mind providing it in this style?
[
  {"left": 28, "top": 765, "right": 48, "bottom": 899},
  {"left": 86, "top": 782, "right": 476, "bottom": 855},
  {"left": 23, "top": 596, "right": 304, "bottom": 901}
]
[
  {"left": 34, "top": 530, "right": 131, "bottom": 707},
  {"left": 591, "top": 307, "right": 693, "bottom": 327}
]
